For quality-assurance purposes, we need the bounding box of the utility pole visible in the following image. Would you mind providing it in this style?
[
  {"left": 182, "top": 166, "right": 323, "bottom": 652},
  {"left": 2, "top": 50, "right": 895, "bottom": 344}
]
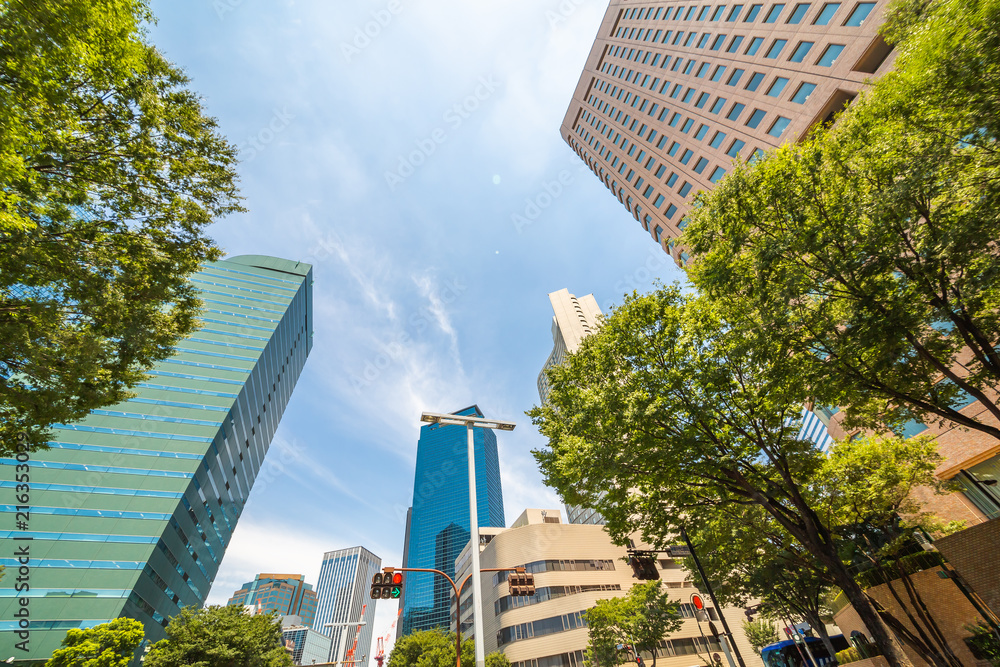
[{"left": 680, "top": 527, "right": 748, "bottom": 667}]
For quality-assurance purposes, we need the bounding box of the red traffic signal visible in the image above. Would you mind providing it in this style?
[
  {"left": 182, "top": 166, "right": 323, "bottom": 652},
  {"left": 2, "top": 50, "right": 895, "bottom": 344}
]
[
  {"left": 691, "top": 594, "right": 705, "bottom": 610},
  {"left": 507, "top": 569, "right": 536, "bottom": 597},
  {"left": 371, "top": 571, "right": 403, "bottom": 600}
]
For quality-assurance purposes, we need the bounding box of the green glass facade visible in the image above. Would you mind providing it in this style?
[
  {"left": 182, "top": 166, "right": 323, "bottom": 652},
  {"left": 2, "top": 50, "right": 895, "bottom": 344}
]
[{"left": 0, "top": 255, "right": 313, "bottom": 662}]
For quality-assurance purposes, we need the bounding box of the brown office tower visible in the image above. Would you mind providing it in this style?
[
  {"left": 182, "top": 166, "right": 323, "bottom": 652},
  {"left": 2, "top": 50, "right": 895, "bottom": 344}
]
[{"left": 561, "top": 0, "right": 894, "bottom": 264}]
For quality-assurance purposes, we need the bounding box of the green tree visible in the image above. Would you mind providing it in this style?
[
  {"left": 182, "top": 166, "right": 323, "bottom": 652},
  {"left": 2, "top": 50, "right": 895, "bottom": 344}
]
[
  {"left": 485, "top": 652, "right": 512, "bottom": 667},
  {"left": 584, "top": 581, "right": 682, "bottom": 667},
  {"left": 742, "top": 619, "right": 779, "bottom": 654},
  {"left": 684, "top": 504, "right": 839, "bottom": 657},
  {"left": 387, "top": 629, "right": 474, "bottom": 667},
  {"left": 0, "top": 0, "right": 243, "bottom": 454},
  {"left": 45, "top": 618, "right": 144, "bottom": 667},
  {"left": 143, "top": 606, "right": 292, "bottom": 667},
  {"left": 683, "top": 0, "right": 1000, "bottom": 446},
  {"left": 529, "top": 287, "right": 915, "bottom": 666}
]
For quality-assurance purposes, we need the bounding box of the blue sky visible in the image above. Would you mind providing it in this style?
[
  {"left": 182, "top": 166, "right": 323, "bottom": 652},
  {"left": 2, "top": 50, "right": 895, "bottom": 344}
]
[{"left": 148, "top": 0, "right": 683, "bottom": 659}]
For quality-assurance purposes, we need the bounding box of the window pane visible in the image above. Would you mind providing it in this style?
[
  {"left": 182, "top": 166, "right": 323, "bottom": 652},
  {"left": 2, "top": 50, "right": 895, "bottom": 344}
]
[
  {"left": 710, "top": 97, "right": 727, "bottom": 114},
  {"left": 709, "top": 166, "right": 727, "bottom": 182},
  {"left": 789, "top": 41, "right": 815, "bottom": 62},
  {"left": 711, "top": 34, "right": 727, "bottom": 49},
  {"left": 746, "top": 36, "right": 764, "bottom": 55},
  {"left": 727, "top": 4, "right": 745, "bottom": 20},
  {"left": 727, "top": 35, "right": 745, "bottom": 52},
  {"left": 813, "top": 2, "right": 841, "bottom": 24},
  {"left": 766, "top": 76, "right": 789, "bottom": 97},
  {"left": 695, "top": 124, "right": 710, "bottom": 140},
  {"left": 787, "top": 3, "right": 810, "bottom": 23},
  {"left": 711, "top": 65, "right": 727, "bottom": 81},
  {"left": 791, "top": 82, "right": 817, "bottom": 103},
  {"left": 844, "top": 1, "right": 876, "bottom": 25},
  {"left": 694, "top": 157, "right": 709, "bottom": 174},
  {"left": 698, "top": 33, "right": 712, "bottom": 48},
  {"left": 745, "top": 72, "right": 765, "bottom": 91},
  {"left": 710, "top": 131, "right": 727, "bottom": 148},
  {"left": 726, "top": 139, "right": 746, "bottom": 157},
  {"left": 768, "top": 116, "right": 792, "bottom": 137},
  {"left": 727, "top": 102, "right": 746, "bottom": 119},
  {"left": 666, "top": 204, "right": 678, "bottom": 219},
  {"left": 727, "top": 68, "right": 745, "bottom": 86},
  {"left": 746, "top": 108, "right": 767, "bottom": 128},
  {"left": 679, "top": 182, "right": 693, "bottom": 196},
  {"left": 764, "top": 3, "right": 785, "bottom": 22},
  {"left": 817, "top": 43, "right": 845, "bottom": 66},
  {"left": 712, "top": 5, "right": 727, "bottom": 20},
  {"left": 765, "top": 39, "right": 788, "bottom": 58},
  {"left": 745, "top": 3, "right": 763, "bottom": 20},
  {"left": 680, "top": 149, "right": 694, "bottom": 164}
]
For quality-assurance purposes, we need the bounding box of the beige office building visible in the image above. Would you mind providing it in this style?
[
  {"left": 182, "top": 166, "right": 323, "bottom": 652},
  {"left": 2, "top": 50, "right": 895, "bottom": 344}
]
[
  {"left": 537, "top": 289, "right": 606, "bottom": 526},
  {"left": 561, "top": 0, "right": 894, "bottom": 264},
  {"left": 453, "top": 509, "right": 763, "bottom": 667}
]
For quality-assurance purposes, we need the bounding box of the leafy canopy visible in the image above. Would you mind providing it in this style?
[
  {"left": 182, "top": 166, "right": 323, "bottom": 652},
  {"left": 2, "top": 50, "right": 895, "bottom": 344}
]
[
  {"left": 45, "top": 618, "right": 145, "bottom": 667},
  {"left": 0, "top": 0, "right": 243, "bottom": 453},
  {"left": 386, "top": 629, "right": 474, "bottom": 667},
  {"left": 142, "top": 606, "right": 292, "bottom": 667},
  {"left": 584, "top": 581, "right": 682, "bottom": 667},
  {"left": 742, "top": 619, "right": 780, "bottom": 655}
]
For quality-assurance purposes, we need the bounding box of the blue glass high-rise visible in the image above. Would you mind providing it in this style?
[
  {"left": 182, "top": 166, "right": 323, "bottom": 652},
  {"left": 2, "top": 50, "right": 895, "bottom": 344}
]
[
  {"left": 400, "top": 406, "right": 504, "bottom": 636},
  {"left": 0, "top": 255, "right": 312, "bottom": 661}
]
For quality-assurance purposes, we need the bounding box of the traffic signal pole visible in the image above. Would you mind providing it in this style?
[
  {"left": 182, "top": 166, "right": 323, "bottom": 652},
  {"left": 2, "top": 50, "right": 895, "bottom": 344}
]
[
  {"left": 680, "top": 527, "right": 748, "bottom": 667},
  {"left": 383, "top": 566, "right": 522, "bottom": 667}
]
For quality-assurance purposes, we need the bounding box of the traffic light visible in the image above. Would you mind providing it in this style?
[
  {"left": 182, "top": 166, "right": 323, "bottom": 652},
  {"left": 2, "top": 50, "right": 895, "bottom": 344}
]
[
  {"left": 507, "top": 569, "right": 536, "bottom": 597},
  {"left": 370, "top": 572, "right": 403, "bottom": 600},
  {"left": 629, "top": 556, "right": 660, "bottom": 580},
  {"left": 635, "top": 656, "right": 645, "bottom": 667}
]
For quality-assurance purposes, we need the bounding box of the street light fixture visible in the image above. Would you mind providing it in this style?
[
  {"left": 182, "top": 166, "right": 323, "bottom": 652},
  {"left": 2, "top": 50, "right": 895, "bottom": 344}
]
[{"left": 419, "top": 411, "right": 515, "bottom": 667}]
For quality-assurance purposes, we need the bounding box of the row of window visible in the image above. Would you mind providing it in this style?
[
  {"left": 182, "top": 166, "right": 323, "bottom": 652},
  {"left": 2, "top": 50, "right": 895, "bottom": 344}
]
[
  {"left": 89, "top": 409, "right": 222, "bottom": 428},
  {"left": 606, "top": 31, "right": 846, "bottom": 71},
  {"left": 512, "top": 650, "right": 585, "bottom": 667},
  {"left": 0, "top": 479, "right": 184, "bottom": 499},
  {"left": 128, "top": 396, "right": 230, "bottom": 413},
  {"left": 0, "top": 457, "right": 194, "bottom": 478},
  {"left": 497, "top": 610, "right": 588, "bottom": 646},
  {"left": 617, "top": 2, "right": 875, "bottom": 29},
  {"left": 0, "top": 504, "right": 171, "bottom": 520},
  {"left": 490, "top": 559, "right": 616, "bottom": 586},
  {"left": 494, "top": 584, "right": 622, "bottom": 615},
  {"left": 47, "top": 441, "right": 204, "bottom": 459},
  {"left": 53, "top": 421, "right": 215, "bottom": 443},
  {"left": 0, "top": 530, "right": 158, "bottom": 544}
]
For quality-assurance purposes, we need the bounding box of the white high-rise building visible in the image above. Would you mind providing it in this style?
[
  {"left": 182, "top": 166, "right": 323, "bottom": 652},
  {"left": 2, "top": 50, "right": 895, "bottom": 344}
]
[
  {"left": 537, "top": 289, "right": 606, "bottom": 526},
  {"left": 315, "top": 546, "right": 381, "bottom": 666}
]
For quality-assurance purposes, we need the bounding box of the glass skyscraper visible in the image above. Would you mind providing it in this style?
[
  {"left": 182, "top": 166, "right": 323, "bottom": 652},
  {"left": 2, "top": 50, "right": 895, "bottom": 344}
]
[
  {"left": 226, "top": 573, "right": 319, "bottom": 628},
  {"left": 314, "top": 546, "right": 381, "bottom": 666},
  {"left": 400, "top": 406, "right": 505, "bottom": 636},
  {"left": 0, "top": 255, "right": 313, "bottom": 661}
]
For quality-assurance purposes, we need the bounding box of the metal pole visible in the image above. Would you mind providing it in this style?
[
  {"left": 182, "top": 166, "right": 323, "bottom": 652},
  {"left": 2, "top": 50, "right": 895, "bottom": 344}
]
[
  {"left": 467, "top": 423, "right": 486, "bottom": 667},
  {"left": 681, "top": 527, "right": 748, "bottom": 667}
]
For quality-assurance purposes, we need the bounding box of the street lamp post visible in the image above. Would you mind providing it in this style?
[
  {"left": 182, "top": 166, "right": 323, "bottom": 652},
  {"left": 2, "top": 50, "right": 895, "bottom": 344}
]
[
  {"left": 322, "top": 621, "right": 367, "bottom": 667},
  {"left": 420, "top": 411, "right": 515, "bottom": 667}
]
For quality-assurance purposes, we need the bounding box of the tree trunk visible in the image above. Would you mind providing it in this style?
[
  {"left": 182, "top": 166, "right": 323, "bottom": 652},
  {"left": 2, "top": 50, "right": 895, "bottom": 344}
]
[
  {"left": 833, "top": 569, "right": 915, "bottom": 667},
  {"left": 895, "top": 566, "right": 962, "bottom": 667},
  {"left": 801, "top": 608, "right": 836, "bottom": 660},
  {"left": 883, "top": 575, "right": 945, "bottom": 666}
]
